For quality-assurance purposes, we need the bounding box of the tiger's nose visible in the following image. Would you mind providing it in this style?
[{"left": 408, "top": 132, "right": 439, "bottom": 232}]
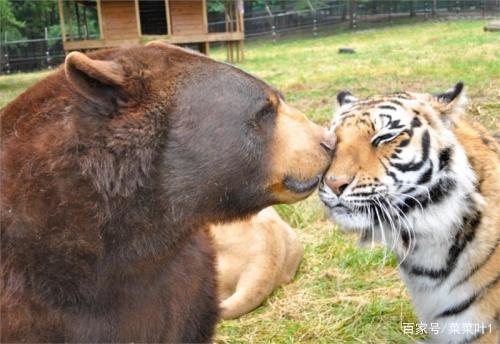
[{"left": 325, "top": 176, "right": 353, "bottom": 196}]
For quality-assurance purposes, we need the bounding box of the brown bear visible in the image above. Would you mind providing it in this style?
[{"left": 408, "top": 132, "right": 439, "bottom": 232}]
[{"left": 0, "top": 42, "right": 335, "bottom": 343}]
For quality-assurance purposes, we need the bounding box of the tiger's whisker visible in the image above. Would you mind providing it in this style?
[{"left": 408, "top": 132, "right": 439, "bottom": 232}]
[
  {"left": 364, "top": 203, "right": 375, "bottom": 249},
  {"left": 386, "top": 193, "right": 417, "bottom": 257},
  {"left": 383, "top": 195, "right": 414, "bottom": 266},
  {"left": 387, "top": 191, "right": 425, "bottom": 214},
  {"left": 373, "top": 199, "right": 389, "bottom": 265},
  {"left": 395, "top": 182, "right": 432, "bottom": 201},
  {"left": 378, "top": 196, "right": 400, "bottom": 254}
]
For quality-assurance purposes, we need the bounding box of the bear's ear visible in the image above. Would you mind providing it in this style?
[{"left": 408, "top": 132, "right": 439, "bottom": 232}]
[
  {"left": 65, "top": 52, "right": 125, "bottom": 111},
  {"left": 336, "top": 90, "right": 357, "bottom": 107},
  {"left": 433, "top": 82, "right": 467, "bottom": 122}
]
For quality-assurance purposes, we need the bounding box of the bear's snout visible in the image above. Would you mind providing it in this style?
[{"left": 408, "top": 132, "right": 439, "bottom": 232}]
[{"left": 266, "top": 100, "right": 334, "bottom": 203}]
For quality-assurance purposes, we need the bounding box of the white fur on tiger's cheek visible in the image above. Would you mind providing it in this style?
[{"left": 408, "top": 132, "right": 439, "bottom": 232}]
[
  {"left": 327, "top": 209, "right": 372, "bottom": 231},
  {"left": 319, "top": 184, "right": 372, "bottom": 231}
]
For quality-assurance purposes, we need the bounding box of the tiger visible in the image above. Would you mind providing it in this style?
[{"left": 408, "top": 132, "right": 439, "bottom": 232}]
[{"left": 319, "top": 82, "right": 499, "bottom": 344}]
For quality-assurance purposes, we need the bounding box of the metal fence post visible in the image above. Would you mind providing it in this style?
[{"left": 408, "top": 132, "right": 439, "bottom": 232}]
[
  {"left": 350, "top": 0, "right": 358, "bottom": 30},
  {"left": 306, "top": 0, "right": 318, "bottom": 37},
  {"left": 1, "top": 32, "right": 9, "bottom": 74},
  {"left": 4, "top": 53, "right": 11, "bottom": 74},
  {"left": 45, "top": 27, "right": 52, "bottom": 69},
  {"left": 46, "top": 51, "right": 52, "bottom": 69},
  {"left": 264, "top": 4, "right": 277, "bottom": 43}
]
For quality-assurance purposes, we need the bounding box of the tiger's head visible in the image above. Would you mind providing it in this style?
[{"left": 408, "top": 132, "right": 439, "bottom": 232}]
[{"left": 320, "top": 83, "right": 475, "bottom": 234}]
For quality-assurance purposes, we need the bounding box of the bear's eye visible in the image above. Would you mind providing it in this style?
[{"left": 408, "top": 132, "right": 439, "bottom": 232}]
[{"left": 256, "top": 104, "right": 275, "bottom": 121}]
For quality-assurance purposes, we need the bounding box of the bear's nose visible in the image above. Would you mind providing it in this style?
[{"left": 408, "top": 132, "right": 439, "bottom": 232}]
[
  {"left": 325, "top": 176, "right": 353, "bottom": 196},
  {"left": 320, "top": 129, "right": 337, "bottom": 156}
]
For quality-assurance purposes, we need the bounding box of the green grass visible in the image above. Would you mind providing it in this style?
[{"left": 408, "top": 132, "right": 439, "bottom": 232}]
[
  {"left": 214, "top": 19, "right": 500, "bottom": 130},
  {"left": 1, "top": 19, "right": 498, "bottom": 344},
  {"left": 0, "top": 70, "right": 51, "bottom": 108}
]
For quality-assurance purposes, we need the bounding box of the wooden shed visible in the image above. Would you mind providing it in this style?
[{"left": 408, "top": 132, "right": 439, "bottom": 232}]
[{"left": 57, "top": 0, "right": 244, "bottom": 62}]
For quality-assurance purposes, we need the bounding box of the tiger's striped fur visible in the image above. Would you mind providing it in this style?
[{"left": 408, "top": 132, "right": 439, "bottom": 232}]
[{"left": 320, "top": 83, "right": 499, "bottom": 344}]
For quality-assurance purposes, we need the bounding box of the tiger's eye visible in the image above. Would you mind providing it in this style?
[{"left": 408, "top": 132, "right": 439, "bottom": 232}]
[{"left": 372, "top": 133, "right": 401, "bottom": 147}]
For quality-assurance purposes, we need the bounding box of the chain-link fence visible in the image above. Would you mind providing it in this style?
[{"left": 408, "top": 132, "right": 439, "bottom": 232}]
[
  {"left": 209, "top": 4, "right": 346, "bottom": 38},
  {"left": 0, "top": 37, "right": 65, "bottom": 74},
  {"left": 1, "top": 0, "right": 499, "bottom": 74},
  {"left": 208, "top": 0, "right": 500, "bottom": 39}
]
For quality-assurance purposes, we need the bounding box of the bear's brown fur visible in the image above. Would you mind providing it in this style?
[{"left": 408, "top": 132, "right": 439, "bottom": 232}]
[{"left": 0, "top": 43, "right": 334, "bottom": 342}]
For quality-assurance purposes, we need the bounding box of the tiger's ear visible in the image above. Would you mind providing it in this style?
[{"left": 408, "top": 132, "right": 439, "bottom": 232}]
[
  {"left": 336, "top": 90, "right": 358, "bottom": 107},
  {"left": 65, "top": 52, "right": 126, "bottom": 113},
  {"left": 433, "top": 82, "right": 467, "bottom": 121}
]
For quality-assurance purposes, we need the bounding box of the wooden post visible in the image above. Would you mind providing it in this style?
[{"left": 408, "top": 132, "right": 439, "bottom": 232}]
[
  {"left": 200, "top": 42, "right": 209, "bottom": 55},
  {"left": 236, "top": 0, "right": 244, "bottom": 61},
  {"left": 231, "top": 1, "right": 236, "bottom": 32},
  {"left": 432, "top": 0, "right": 437, "bottom": 17},
  {"left": 57, "top": 0, "right": 67, "bottom": 43},
  {"left": 96, "top": 0, "right": 104, "bottom": 39},
  {"left": 165, "top": 0, "right": 172, "bottom": 35},
  {"left": 202, "top": 0, "right": 209, "bottom": 55},
  {"left": 238, "top": 5, "right": 245, "bottom": 30},
  {"left": 238, "top": 41, "right": 244, "bottom": 61},
  {"left": 232, "top": 1, "right": 238, "bottom": 61},
  {"left": 225, "top": 0, "right": 232, "bottom": 62},
  {"left": 202, "top": 0, "right": 208, "bottom": 33},
  {"left": 229, "top": 41, "right": 234, "bottom": 63},
  {"left": 134, "top": 0, "right": 142, "bottom": 36}
]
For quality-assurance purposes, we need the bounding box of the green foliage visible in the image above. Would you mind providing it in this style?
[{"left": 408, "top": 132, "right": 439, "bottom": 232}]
[
  {"left": 207, "top": 0, "right": 226, "bottom": 13},
  {"left": 293, "top": 0, "right": 329, "bottom": 11},
  {"left": 60, "top": 1, "right": 100, "bottom": 40},
  {"left": 0, "top": 0, "right": 25, "bottom": 40},
  {"left": 7, "top": 0, "right": 59, "bottom": 39}
]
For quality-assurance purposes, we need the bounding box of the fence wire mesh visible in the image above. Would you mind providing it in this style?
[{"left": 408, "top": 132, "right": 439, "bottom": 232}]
[{"left": 1, "top": 0, "right": 499, "bottom": 74}]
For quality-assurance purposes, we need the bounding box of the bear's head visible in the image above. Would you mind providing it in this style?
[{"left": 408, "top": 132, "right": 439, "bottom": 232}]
[{"left": 64, "top": 43, "right": 334, "bottom": 223}]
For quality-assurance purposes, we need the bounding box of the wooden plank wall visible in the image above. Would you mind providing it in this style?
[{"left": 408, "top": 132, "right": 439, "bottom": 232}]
[
  {"left": 169, "top": 0, "right": 207, "bottom": 35},
  {"left": 100, "top": 0, "right": 139, "bottom": 39}
]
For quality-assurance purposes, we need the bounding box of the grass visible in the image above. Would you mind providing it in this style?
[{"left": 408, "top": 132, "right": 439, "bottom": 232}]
[
  {"left": 1, "top": 19, "right": 498, "bottom": 344},
  {"left": 217, "top": 197, "right": 420, "bottom": 344},
  {"left": 213, "top": 19, "right": 500, "bottom": 130},
  {"left": 0, "top": 70, "right": 51, "bottom": 108}
]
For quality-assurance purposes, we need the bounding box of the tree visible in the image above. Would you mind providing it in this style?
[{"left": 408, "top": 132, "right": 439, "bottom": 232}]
[
  {"left": 9, "top": 0, "right": 58, "bottom": 39},
  {"left": 410, "top": 0, "right": 416, "bottom": 17},
  {"left": 0, "top": 0, "right": 25, "bottom": 41}
]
